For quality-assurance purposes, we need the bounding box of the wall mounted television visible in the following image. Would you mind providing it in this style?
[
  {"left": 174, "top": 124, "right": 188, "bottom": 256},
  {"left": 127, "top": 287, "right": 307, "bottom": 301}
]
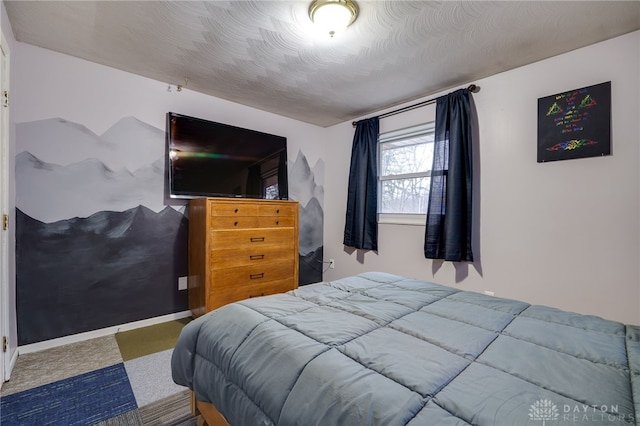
[{"left": 167, "top": 112, "right": 288, "bottom": 200}]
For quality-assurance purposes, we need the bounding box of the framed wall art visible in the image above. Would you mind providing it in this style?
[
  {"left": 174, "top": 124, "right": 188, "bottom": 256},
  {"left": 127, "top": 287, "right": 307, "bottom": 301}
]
[{"left": 537, "top": 81, "right": 611, "bottom": 163}]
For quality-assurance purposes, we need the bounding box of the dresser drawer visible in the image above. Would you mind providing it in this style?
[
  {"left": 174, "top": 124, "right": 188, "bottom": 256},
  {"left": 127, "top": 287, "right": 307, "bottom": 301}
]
[
  {"left": 256, "top": 216, "right": 296, "bottom": 228},
  {"left": 210, "top": 228, "right": 296, "bottom": 249},
  {"left": 207, "top": 278, "right": 296, "bottom": 310},
  {"left": 211, "top": 246, "right": 293, "bottom": 268},
  {"left": 210, "top": 201, "right": 259, "bottom": 216},
  {"left": 257, "top": 203, "right": 298, "bottom": 217},
  {"left": 210, "top": 215, "right": 295, "bottom": 229},
  {"left": 211, "top": 259, "right": 296, "bottom": 290},
  {"left": 210, "top": 215, "right": 259, "bottom": 229}
]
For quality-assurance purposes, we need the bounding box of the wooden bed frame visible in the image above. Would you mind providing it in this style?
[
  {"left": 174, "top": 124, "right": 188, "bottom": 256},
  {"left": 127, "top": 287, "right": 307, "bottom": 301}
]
[{"left": 191, "top": 392, "right": 230, "bottom": 426}]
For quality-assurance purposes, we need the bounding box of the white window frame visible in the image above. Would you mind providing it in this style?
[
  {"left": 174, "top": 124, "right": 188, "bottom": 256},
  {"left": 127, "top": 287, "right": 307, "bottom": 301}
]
[{"left": 378, "top": 122, "right": 435, "bottom": 226}]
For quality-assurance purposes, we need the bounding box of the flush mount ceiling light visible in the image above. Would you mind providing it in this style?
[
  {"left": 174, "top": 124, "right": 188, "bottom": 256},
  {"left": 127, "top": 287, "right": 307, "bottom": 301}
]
[{"left": 309, "top": 0, "right": 358, "bottom": 38}]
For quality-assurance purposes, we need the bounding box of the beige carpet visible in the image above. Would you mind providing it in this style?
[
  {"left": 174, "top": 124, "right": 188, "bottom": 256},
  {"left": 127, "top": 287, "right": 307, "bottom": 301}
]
[
  {"left": 0, "top": 335, "right": 122, "bottom": 396},
  {"left": 115, "top": 317, "right": 192, "bottom": 361}
]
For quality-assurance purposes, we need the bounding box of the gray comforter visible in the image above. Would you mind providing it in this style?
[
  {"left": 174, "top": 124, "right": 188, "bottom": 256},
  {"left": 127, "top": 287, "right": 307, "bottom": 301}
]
[{"left": 172, "top": 272, "right": 640, "bottom": 425}]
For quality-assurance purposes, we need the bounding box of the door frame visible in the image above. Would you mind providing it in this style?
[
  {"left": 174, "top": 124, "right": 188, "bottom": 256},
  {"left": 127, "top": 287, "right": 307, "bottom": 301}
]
[{"left": 0, "top": 28, "right": 11, "bottom": 385}]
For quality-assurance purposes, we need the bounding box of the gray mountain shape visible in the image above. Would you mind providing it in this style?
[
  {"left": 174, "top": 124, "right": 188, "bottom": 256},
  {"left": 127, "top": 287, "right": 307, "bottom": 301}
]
[
  {"left": 289, "top": 151, "right": 324, "bottom": 209},
  {"left": 311, "top": 157, "right": 324, "bottom": 190},
  {"left": 16, "top": 116, "right": 164, "bottom": 172},
  {"left": 38, "top": 207, "right": 137, "bottom": 239},
  {"left": 16, "top": 151, "right": 167, "bottom": 223},
  {"left": 16, "top": 205, "right": 188, "bottom": 345},
  {"left": 289, "top": 151, "right": 324, "bottom": 258},
  {"left": 299, "top": 196, "right": 323, "bottom": 255}
]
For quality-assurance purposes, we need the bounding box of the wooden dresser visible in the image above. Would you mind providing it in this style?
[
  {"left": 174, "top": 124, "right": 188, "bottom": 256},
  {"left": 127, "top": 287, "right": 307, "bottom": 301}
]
[{"left": 188, "top": 197, "right": 299, "bottom": 317}]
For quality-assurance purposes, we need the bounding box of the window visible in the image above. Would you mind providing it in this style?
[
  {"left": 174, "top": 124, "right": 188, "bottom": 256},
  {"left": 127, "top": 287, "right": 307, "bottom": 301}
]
[
  {"left": 262, "top": 168, "right": 279, "bottom": 200},
  {"left": 378, "top": 122, "right": 435, "bottom": 225}
]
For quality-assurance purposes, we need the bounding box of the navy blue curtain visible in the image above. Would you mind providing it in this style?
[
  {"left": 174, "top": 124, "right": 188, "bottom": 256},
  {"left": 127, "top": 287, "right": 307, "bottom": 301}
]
[
  {"left": 343, "top": 117, "right": 379, "bottom": 250},
  {"left": 424, "top": 89, "right": 473, "bottom": 261}
]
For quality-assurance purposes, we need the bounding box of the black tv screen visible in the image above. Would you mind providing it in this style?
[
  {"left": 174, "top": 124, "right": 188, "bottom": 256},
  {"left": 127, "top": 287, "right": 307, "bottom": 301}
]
[{"left": 167, "top": 112, "right": 288, "bottom": 200}]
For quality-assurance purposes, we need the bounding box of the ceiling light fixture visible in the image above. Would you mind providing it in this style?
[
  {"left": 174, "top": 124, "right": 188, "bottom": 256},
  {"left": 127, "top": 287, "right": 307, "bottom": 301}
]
[{"left": 309, "top": 0, "right": 358, "bottom": 38}]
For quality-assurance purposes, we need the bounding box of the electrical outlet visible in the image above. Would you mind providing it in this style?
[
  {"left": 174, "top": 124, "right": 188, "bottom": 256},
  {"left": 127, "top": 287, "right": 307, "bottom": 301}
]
[
  {"left": 329, "top": 259, "right": 335, "bottom": 269},
  {"left": 178, "top": 276, "right": 188, "bottom": 291}
]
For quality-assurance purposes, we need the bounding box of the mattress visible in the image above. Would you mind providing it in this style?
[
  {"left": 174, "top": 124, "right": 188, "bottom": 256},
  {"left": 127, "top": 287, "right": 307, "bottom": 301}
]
[{"left": 172, "top": 272, "right": 640, "bottom": 425}]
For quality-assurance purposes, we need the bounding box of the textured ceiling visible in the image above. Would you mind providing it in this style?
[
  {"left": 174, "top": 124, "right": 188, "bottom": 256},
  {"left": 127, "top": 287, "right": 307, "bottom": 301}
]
[{"left": 5, "top": 1, "right": 640, "bottom": 127}]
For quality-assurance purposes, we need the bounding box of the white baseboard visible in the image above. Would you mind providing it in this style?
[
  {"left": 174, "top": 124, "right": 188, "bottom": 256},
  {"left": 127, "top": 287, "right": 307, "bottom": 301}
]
[
  {"left": 8, "top": 347, "right": 18, "bottom": 377},
  {"left": 1, "top": 347, "right": 19, "bottom": 385},
  {"left": 18, "top": 311, "right": 192, "bottom": 355}
]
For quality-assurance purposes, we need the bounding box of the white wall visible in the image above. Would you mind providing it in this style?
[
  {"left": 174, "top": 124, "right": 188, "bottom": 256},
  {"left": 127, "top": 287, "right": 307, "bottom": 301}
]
[
  {"left": 324, "top": 31, "right": 640, "bottom": 325},
  {"left": 12, "top": 43, "right": 327, "bottom": 168}
]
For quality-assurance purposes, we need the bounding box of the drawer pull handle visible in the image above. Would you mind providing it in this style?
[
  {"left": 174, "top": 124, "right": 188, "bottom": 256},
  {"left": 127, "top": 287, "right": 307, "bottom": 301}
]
[
  {"left": 250, "top": 254, "right": 265, "bottom": 260},
  {"left": 234, "top": 221, "right": 238, "bottom": 226},
  {"left": 275, "top": 220, "right": 279, "bottom": 225},
  {"left": 234, "top": 208, "right": 239, "bottom": 213},
  {"left": 250, "top": 237, "right": 265, "bottom": 242},
  {"left": 249, "top": 293, "right": 265, "bottom": 298},
  {"left": 276, "top": 209, "right": 280, "bottom": 214},
  {"left": 250, "top": 273, "right": 264, "bottom": 280}
]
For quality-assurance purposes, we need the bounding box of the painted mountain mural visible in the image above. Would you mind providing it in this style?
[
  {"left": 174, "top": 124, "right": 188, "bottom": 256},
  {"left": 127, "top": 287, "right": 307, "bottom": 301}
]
[
  {"left": 16, "top": 206, "right": 188, "bottom": 345},
  {"left": 16, "top": 151, "right": 170, "bottom": 223},
  {"left": 16, "top": 117, "right": 178, "bottom": 224},
  {"left": 15, "top": 117, "right": 189, "bottom": 345},
  {"left": 17, "top": 117, "right": 164, "bottom": 173},
  {"left": 290, "top": 151, "right": 324, "bottom": 285},
  {"left": 15, "top": 116, "right": 325, "bottom": 344}
]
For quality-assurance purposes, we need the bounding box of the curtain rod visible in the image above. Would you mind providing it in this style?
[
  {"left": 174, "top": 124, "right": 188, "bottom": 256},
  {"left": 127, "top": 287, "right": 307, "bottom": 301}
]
[{"left": 352, "top": 84, "right": 478, "bottom": 127}]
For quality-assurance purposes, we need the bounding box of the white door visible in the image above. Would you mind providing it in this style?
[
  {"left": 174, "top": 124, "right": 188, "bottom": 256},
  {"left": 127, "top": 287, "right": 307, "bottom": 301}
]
[{"left": 0, "top": 30, "right": 10, "bottom": 385}]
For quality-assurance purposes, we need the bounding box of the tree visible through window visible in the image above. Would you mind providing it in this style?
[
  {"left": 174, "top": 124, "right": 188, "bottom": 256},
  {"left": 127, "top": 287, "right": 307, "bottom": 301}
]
[
  {"left": 378, "top": 123, "right": 434, "bottom": 219},
  {"left": 263, "top": 170, "right": 279, "bottom": 199}
]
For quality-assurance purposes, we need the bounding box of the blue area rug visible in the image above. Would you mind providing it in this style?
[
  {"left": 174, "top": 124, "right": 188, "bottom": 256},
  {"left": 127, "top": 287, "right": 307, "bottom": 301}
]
[{"left": 0, "top": 363, "right": 137, "bottom": 425}]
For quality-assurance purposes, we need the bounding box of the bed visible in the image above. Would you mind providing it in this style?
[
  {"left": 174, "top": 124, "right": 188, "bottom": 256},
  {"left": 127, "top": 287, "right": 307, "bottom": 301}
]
[{"left": 171, "top": 272, "right": 640, "bottom": 425}]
